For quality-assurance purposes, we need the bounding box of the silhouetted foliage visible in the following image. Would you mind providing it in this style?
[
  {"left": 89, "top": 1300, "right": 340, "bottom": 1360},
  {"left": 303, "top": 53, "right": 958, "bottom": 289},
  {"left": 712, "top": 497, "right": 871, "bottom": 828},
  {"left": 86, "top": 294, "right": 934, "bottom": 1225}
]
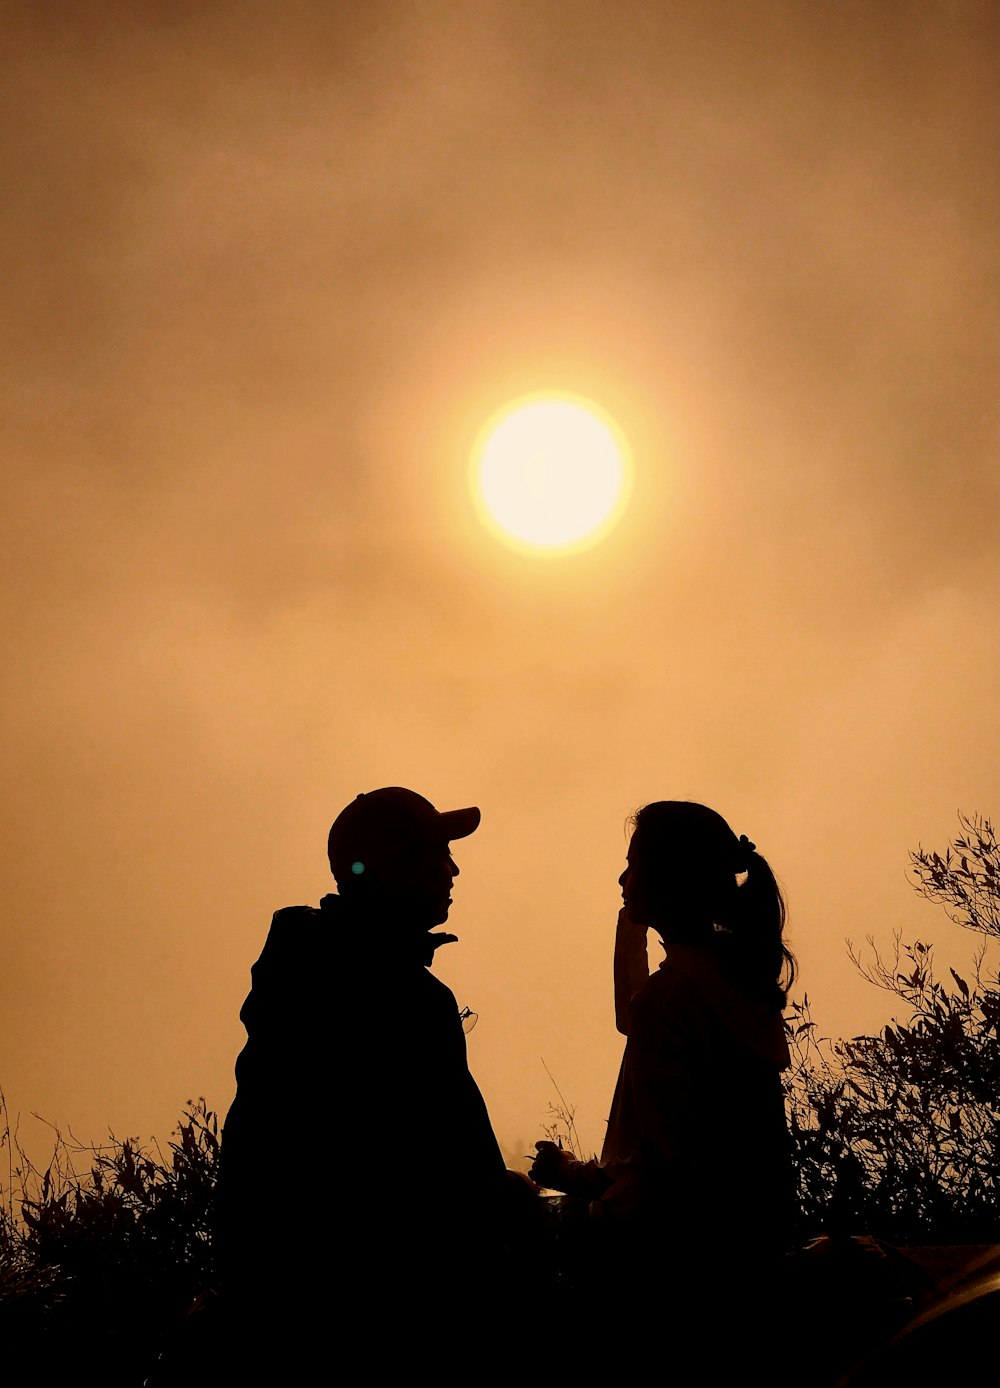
[
  {"left": 539, "top": 1057, "right": 592, "bottom": 1160},
  {"left": 785, "top": 814, "right": 999, "bottom": 1242},
  {"left": 1, "top": 1097, "right": 219, "bottom": 1382}
]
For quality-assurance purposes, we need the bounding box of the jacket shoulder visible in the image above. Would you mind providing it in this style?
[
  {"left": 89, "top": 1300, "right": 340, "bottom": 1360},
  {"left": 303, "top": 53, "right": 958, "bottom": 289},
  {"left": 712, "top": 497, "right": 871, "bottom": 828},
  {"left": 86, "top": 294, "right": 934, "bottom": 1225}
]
[
  {"left": 238, "top": 904, "right": 327, "bottom": 1031},
  {"left": 269, "top": 903, "right": 322, "bottom": 927}
]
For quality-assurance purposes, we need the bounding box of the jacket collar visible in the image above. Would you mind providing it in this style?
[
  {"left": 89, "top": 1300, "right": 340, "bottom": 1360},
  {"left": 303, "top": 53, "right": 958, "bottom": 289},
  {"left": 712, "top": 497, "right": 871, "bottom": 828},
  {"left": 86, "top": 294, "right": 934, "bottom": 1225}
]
[{"left": 319, "top": 892, "right": 447, "bottom": 967}]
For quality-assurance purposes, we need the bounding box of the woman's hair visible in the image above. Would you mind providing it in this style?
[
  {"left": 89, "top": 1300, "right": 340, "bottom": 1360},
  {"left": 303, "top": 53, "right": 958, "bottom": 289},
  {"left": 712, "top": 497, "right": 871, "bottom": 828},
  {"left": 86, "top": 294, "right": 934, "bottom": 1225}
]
[{"left": 629, "top": 800, "right": 796, "bottom": 1009}]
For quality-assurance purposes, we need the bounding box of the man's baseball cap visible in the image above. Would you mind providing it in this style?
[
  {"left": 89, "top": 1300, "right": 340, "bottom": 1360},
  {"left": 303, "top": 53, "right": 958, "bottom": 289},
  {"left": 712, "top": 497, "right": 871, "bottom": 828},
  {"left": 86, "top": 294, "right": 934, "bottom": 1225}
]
[{"left": 327, "top": 786, "right": 481, "bottom": 882}]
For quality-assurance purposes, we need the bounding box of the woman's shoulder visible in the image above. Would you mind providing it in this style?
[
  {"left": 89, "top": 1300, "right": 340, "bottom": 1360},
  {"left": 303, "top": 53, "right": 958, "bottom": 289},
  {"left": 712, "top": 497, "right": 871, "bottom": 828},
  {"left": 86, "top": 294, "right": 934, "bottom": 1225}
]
[
  {"left": 650, "top": 943, "right": 789, "bottom": 1065},
  {"left": 652, "top": 941, "right": 719, "bottom": 993},
  {"left": 632, "top": 948, "right": 713, "bottom": 1028}
]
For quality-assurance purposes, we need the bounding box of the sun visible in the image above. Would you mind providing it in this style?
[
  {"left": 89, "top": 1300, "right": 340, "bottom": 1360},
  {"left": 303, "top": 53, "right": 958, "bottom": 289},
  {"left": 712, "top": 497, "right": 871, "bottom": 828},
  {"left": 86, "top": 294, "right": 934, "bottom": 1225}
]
[{"left": 470, "top": 392, "right": 632, "bottom": 555}]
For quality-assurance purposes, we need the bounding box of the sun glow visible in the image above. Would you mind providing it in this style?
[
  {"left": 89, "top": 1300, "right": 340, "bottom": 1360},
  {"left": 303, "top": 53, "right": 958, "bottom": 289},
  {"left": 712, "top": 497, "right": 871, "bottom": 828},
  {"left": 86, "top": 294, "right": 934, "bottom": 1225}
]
[{"left": 471, "top": 393, "right": 631, "bottom": 555}]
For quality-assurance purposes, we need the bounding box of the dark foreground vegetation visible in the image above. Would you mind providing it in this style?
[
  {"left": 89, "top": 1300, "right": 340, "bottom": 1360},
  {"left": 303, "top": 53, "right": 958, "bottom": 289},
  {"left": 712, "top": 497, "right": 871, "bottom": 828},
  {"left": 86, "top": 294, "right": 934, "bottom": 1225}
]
[
  {"left": 785, "top": 812, "right": 999, "bottom": 1246},
  {"left": 2, "top": 814, "right": 997, "bottom": 1383}
]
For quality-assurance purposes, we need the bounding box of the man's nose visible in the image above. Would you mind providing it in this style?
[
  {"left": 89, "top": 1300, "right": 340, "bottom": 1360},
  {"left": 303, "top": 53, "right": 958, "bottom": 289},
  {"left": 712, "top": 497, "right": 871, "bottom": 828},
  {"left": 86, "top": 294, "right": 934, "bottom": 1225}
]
[
  {"left": 449, "top": 855, "right": 459, "bottom": 878},
  {"left": 619, "top": 868, "right": 628, "bottom": 887}
]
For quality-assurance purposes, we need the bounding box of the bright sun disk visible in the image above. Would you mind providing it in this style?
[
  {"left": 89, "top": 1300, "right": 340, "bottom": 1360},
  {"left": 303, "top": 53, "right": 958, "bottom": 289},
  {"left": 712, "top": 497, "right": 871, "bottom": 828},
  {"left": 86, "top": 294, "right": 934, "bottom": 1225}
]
[{"left": 471, "top": 393, "right": 631, "bottom": 554}]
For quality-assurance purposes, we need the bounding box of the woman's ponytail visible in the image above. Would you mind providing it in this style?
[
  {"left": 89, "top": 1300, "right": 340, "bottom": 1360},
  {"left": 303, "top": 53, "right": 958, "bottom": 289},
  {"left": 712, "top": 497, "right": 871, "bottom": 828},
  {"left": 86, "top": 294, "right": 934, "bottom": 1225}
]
[{"left": 722, "top": 848, "right": 796, "bottom": 1008}]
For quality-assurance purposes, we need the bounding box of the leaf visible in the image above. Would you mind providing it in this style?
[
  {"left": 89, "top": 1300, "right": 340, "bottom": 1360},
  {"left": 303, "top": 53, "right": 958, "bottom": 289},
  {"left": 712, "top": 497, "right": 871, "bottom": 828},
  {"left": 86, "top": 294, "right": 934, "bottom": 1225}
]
[{"left": 950, "top": 968, "right": 970, "bottom": 999}]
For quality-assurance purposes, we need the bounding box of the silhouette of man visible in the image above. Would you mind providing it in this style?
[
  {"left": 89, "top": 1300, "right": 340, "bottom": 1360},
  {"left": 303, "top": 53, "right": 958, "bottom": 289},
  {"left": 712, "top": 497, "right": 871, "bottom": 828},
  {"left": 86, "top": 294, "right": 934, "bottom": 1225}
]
[{"left": 215, "top": 787, "right": 516, "bottom": 1365}]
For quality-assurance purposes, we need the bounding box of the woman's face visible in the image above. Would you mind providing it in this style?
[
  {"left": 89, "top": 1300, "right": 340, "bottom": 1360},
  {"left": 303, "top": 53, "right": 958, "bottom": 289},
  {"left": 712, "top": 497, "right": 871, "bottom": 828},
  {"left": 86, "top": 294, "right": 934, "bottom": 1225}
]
[
  {"left": 619, "top": 832, "right": 655, "bottom": 926},
  {"left": 620, "top": 827, "right": 709, "bottom": 931}
]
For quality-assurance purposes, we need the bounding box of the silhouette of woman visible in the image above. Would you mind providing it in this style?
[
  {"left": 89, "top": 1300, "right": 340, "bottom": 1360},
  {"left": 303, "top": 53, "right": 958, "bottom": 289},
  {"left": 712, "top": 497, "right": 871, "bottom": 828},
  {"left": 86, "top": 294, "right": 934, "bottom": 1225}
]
[{"left": 531, "top": 800, "right": 796, "bottom": 1360}]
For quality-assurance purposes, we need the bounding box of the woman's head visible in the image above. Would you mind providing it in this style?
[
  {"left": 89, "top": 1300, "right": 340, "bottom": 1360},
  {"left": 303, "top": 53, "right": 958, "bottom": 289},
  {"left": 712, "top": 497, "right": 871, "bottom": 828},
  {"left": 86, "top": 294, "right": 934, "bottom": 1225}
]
[{"left": 621, "top": 800, "right": 795, "bottom": 1007}]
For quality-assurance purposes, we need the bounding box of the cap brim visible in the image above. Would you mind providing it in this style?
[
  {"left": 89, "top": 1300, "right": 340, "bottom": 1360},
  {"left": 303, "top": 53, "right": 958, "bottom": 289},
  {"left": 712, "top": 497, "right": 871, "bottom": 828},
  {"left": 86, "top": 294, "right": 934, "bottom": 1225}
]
[{"left": 438, "top": 806, "right": 481, "bottom": 840}]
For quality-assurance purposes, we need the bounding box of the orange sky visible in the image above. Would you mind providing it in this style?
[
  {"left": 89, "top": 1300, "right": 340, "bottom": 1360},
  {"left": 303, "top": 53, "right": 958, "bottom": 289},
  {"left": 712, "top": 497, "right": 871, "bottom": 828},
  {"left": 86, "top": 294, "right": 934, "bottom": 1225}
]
[{"left": 2, "top": 1, "right": 997, "bottom": 1171}]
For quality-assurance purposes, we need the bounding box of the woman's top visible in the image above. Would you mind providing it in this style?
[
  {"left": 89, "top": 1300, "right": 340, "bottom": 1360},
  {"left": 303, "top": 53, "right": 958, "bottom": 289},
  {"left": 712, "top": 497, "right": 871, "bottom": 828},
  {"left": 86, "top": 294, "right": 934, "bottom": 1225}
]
[{"left": 596, "top": 910, "right": 793, "bottom": 1256}]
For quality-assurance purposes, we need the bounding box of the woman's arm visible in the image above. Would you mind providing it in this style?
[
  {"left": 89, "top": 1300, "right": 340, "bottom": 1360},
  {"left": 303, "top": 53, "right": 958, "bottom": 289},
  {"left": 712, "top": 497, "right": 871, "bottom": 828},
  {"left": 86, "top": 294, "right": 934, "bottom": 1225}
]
[{"left": 613, "top": 907, "right": 650, "bottom": 1036}]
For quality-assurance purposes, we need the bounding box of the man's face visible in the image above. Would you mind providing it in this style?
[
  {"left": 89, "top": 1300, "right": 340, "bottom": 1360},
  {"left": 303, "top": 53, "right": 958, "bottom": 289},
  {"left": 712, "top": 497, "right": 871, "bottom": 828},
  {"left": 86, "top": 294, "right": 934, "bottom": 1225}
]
[{"left": 390, "top": 835, "right": 460, "bottom": 927}]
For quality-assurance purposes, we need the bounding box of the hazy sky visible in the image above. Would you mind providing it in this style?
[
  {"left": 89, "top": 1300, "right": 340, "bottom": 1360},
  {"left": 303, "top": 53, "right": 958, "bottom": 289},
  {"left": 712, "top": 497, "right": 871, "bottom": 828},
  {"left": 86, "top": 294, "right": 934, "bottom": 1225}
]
[{"left": 2, "top": 1, "right": 997, "bottom": 1170}]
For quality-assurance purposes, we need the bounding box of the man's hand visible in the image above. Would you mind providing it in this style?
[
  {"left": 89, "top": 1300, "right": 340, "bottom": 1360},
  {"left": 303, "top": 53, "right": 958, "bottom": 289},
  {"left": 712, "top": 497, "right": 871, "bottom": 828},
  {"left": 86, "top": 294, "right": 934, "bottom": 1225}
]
[{"left": 504, "top": 1167, "right": 541, "bottom": 1205}]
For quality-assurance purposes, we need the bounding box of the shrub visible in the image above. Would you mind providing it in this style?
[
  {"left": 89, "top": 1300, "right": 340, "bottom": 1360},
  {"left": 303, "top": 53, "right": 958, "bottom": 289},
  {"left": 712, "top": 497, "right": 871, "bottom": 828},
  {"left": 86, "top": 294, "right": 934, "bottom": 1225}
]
[
  {"left": 0, "top": 1096, "right": 220, "bottom": 1382},
  {"left": 785, "top": 814, "right": 999, "bottom": 1243}
]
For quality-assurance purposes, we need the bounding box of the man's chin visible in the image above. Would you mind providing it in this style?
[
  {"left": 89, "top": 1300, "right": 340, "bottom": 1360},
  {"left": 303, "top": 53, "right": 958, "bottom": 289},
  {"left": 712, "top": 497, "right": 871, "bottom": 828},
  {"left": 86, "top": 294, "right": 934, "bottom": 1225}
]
[{"left": 410, "top": 899, "right": 451, "bottom": 930}]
